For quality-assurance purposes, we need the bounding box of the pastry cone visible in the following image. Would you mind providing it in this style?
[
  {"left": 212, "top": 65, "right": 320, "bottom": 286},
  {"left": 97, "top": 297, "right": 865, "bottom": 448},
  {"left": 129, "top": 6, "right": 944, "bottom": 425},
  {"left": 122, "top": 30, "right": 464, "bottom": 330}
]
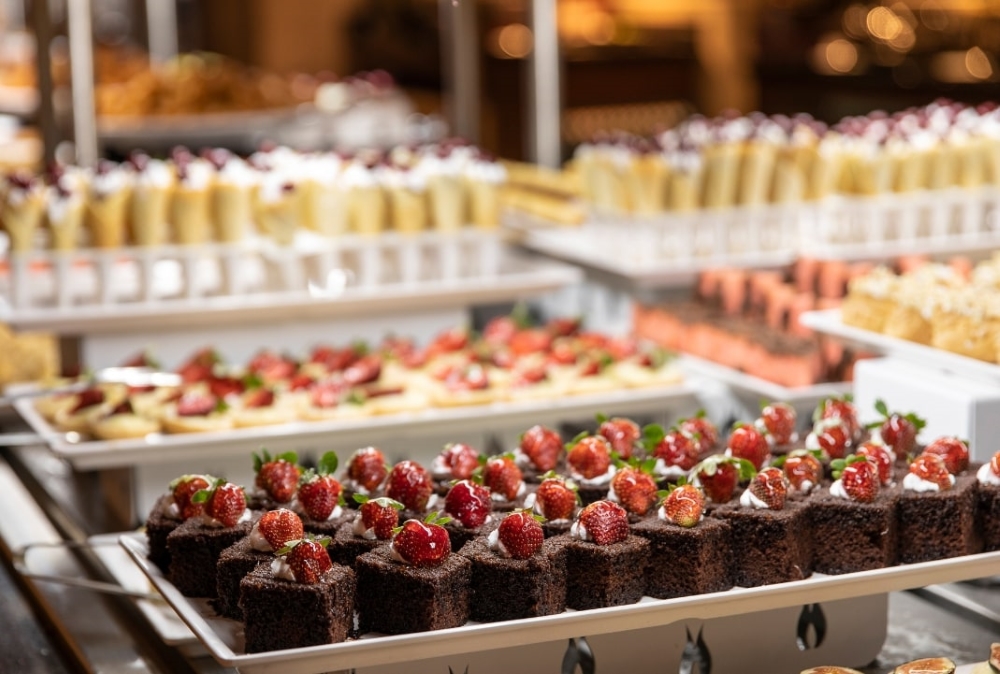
[
  {"left": 771, "top": 154, "right": 806, "bottom": 203},
  {"left": 85, "top": 189, "right": 130, "bottom": 248},
  {"left": 212, "top": 183, "right": 253, "bottom": 242},
  {"left": 668, "top": 170, "right": 702, "bottom": 211},
  {"left": 257, "top": 192, "right": 300, "bottom": 245},
  {"left": 304, "top": 183, "right": 350, "bottom": 237},
  {"left": 468, "top": 180, "right": 502, "bottom": 229},
  {"left": 350, "top": 185, "right": 387, "bottom": 235},
  {"left": 926, "top": 146, "right": 958, "bottom": 190},
  {"left": 956, "top": 141, "right": 988, "bottom": 188},
  {"left": 130, "top": 185, "right": 171, "bottom": 247},
  {"left": 428, "top": 175, "right": 466, "bottom": 231},
  {"left": 1, "top": 194, "right": 45, "bottom": 252},
  {"left": 892, "top": 149, "right": 927, "bottom": 193},
  {"left": 739, "top": 142, "right": 778, "bottom": 206},
  {"left": 388, "top": 187, "right": 427, "bottom": 233},
  {"left": 171, "top": 187, "right": 212, "bottom": 245},
  {"left": 625, "top": 155, "right": 667, "bottom": 215},
  {"left": 47, "top": 199, "right": 85, "bottom": 251},
  {"left": 701, "top": 143, "right": 741, "bottom": 208}
]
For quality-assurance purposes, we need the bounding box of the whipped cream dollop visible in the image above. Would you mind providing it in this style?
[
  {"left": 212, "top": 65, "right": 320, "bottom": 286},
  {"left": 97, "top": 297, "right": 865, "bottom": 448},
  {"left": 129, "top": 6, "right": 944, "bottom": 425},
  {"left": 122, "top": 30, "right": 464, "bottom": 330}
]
[
  {"left": 133, "top": 158, "right": 174, "bottom": 189},
  {"left": 568, "top": 464, "right": 616, "bottom": 488},
  {"left": 191, "top": 507, "right": 252, "bottom": 528},
  {"left": 248, "top": 520, "right": 274, "bottom": 551},
  {"left": 791, "top": 479, "right": 816, "bottom": 495},
  {"left": 977, "top": 463, "right": 1000, "bottom": 486},
  {"left": 492, "top": 481, "right": 526, "bottom": 502},
  {"left": 89, "top": 163, "right": 131, "bottom": 197},
  {"left": 177, "top": 158, "right": 215, "bottom": 190},
  {"left": 466, "top": 159, "right": 507, "bottom": 184},
  {"left": 657, "top": 503, "right": 704, "bottom": 524},
  {"left": 903, "top": 472, "right": 954, "bottom": 493},
  {"left": 216, "top": 156, "right": 258, "bottom": 188},
  {"left": 739, "top": 488, "right": 771, "bottom": 510},
  {"left": 352, "top": 512, "right": 378, "bottom": 540},
  {"left": 487, "top": 527, "right": 510, "bottom": 558},
  {"left": 569, "top": 519, "right": 590, "bottom": 542},
  {"left": 318, "top": 504, "right": 344, "bottom": 522},
  {"left": 652, "top": 458, "right": 688, "bottom": 480},
  {"left": 341, "top": 161, "right": 379, "bottom": 189},
  {"left": 828, "top": 479, "right": 850, "bottom": 500},
  {"left": 271, "top": 556, "right": 296, "bottom": 581},
  {"left": 158, "top": 496, "right": 181, "bottom": 520}
]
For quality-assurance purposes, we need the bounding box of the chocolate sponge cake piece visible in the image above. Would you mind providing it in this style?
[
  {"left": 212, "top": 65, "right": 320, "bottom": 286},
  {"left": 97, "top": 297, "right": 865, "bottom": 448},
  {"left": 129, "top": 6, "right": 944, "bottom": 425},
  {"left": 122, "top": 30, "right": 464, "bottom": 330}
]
[
  {"left": 809, "top": 490, "right": 898, "bottom": 574},
  {"left": 355, "top": 547, "right": 471, "bottom": 634},
  {"left": 632, "top": 517, "right": 732, "bottom": 598},
  {"left": 713, "top": 501, "right": 812, "bottom": 587},
  {"left": 459, "top": 537, "right": 567, "bottom": 622},
  {"left": 978, "top": 481, "right": 1000, "bottom": 551},
  {"left": 166, "top": 518, "right": 252, "bottom": 598},
  {"left": 564, "top": 535, "right": 649, "bottom": 610},
  {"left": 897, "top": 475, "right": 981, "bottom": 564},
  {"left": 326, "top": 519, "right": 386, "bottom": 568},
  {"left": 216, "top": 537, "right": 272, "bottom": 620},
  {"left": 145, "top": 494, "right": 181, "bottom": 574},
  {"left": 239, "top": 562, "right": 355, "bottom": 653},
  {"left": 298, "top": 508, "right": 354, "bottom": 539}
]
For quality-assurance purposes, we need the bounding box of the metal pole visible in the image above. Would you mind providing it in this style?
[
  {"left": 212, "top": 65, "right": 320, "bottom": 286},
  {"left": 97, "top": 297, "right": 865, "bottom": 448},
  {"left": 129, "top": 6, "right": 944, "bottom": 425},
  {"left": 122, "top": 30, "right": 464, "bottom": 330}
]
[
  {"left": 66, "top": 0, "right": 98, "bottom": 167},
  {"left": 439, "top": 0, "right": 480, "bottom": 142},
  {"left": 29, "top": 0, "right": 58, "bottom": 167},
  {"left": 528, "top": 0, "right": 561, "bottom": 168},
  {"left": 145, "top": 0, "right": 179, "bottom": 63}
]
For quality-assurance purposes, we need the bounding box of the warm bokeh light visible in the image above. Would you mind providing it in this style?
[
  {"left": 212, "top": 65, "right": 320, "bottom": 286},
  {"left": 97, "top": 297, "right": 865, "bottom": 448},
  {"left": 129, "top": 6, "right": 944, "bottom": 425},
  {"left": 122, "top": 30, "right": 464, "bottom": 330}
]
[
  {"left": 812, "top": 35, "right": 860, "bottom": 75},
  {"left": 965, "top": 46, "right": 993, "bottom": 80},
  {"left": 492, "top": 23, "right": 533, "bottom": 60},
  {"left": 888, "top": 22, "right": 916, "bottom": 51},
  {"left": 867, "top": 6, "right": 904, "bottom": 42},
  {"left": 928, "top": 48, "right": 994, "bottom": 83},
  {"left": 843, "top": 4, "right": 868, "bottom": 39},
  {"left": 919, "top": 0, "right": 949, "bottom": 31}
]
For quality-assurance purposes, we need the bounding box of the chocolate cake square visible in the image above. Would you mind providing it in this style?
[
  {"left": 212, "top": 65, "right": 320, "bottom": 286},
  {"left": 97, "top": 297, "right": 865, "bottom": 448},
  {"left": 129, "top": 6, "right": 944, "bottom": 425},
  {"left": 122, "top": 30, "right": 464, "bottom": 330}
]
[
  {"left": 145, "top": 494, "right": 181, "bottom": 574},
  {"left": 809, "top": 490, "right": 898, "bottom": 574},
  {"left": 297, "top": 508, "right": 354, "bottom": 539},
  {"left": 978, "top": 482, "right": 1000, "bottom": 551},
  {"left": 897, "top": 475, "right": 982, "bottom": 564},
  {"left": 239, "top": 561, "right": 355, "bottom": 653},
  {"left": 713, "top": 501, "right": 812, "bottom": 587},
  {"left": 631, "top": 517, "right": 732, "bottom": 598},
  {"left": 444, "top": 518, "right": 499, "bottom": 554},
  {"left": 215, "top": 537, "right": 272, "bottom": 620},
  {"left": 326, "top": 519, "right": 386, "bottom": 568},
  {"left": 355, "top": 547, "right": 471, "bottom": 634},
  {"left": 166, "top": 517, "right": 252, "bottom": 598},
  {"left": 575, "top": 483, "right": 610, "bottom": 507},
  {"left": 458, "top": 537, "right": 567, "bottom": 622},
  {"left": 564, "top": 535, "right": 650, "bottom": 610}
]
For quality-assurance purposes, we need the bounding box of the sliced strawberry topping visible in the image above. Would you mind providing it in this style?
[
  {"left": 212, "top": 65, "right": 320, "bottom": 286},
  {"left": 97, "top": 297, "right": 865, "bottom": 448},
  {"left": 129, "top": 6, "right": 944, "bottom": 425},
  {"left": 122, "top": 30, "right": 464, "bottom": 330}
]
[
  {"left": 244, "top": 388, "right": 275, "bottom": 409},
  {"left": 310, "top": 381, "right": 347, "bottom": 409},
  {"left": 343, "top": 355, "right": 382, "bottom": 386},
  {"left": 509, "top": 329, "right": 552, "bottom": 356},
  {"left": 176, "top": 392, "right": 218, "bottom": 417},
  {"left": 70, "top": 388, "right": 105, "bottom": 414}
]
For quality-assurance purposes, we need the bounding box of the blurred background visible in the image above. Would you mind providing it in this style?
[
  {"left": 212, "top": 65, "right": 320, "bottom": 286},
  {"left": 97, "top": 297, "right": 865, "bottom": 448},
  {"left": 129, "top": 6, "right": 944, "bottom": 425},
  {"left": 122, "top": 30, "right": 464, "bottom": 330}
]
[{"left": 1, "top": 0, "right": 1000, "bottom": 163}]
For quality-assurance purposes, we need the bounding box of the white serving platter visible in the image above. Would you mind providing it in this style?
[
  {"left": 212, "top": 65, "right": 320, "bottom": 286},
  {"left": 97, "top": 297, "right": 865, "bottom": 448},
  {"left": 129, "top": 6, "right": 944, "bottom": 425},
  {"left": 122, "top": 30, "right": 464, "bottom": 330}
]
[
  {"left": 119, "top": 532, "right": 1000, "bottom": 674},
  {"left": 15, "top": 382, "right": 696, "bottom": 470},
  {"left": 800, "top": 309, "right": 1000, "bottom": 387},
  {"left": 88, "top": 533, "right": 197, "bottom": 648},
  {"left": 678, "top": 354, "right": 852, "bottom": 405}
]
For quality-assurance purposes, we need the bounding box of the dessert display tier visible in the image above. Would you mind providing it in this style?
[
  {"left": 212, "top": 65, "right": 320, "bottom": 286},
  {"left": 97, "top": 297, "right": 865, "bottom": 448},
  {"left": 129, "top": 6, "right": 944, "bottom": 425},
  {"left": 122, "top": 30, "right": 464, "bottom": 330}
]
[
  {"left": 0, "top": 233, "right": 580, "bottom": 333},
  {"left": 14, "top": 382, "right": 694, "bottom": 470},
  {"left": 802, "top": 309, "right": 1000, "bottom": 387},
  {"left": 119, "top": 532, "right": 1000, "bottom": 674},
  {"left": 508, "top": 187, "right": 1000, "bottom": 288}
]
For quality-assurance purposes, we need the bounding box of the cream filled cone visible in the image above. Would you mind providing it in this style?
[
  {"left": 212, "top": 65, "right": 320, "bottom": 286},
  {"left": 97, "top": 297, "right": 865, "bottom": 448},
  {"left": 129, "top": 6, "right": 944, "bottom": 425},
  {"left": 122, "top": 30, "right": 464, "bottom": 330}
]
[
  {"left": 47, "top": 199, "right": 85, "bottom": 251},
  {"left": 701, "top": 143, "right": 741, "bottom": 208},
  {"left": 956, "top": 141, "right": 988, "bottom": 188},
  {"left": 212, "top": 183, "right": 253, "bottom": 242},
  {"left": 738, "top": 142, "right": 777, "bottom": 206},
  {"left": 350, "top": 185, "right": 387, "bottom": 236},
  {"left": 891, "top": 148, "right": 927, "bottom": 193},
  {"left": 667, "top": 168, "right": 702, "bottom": 212},
  {"left": 171, "top": 187, "right": 212, "bottom": 245},
  {"left": 625, "top": 155, "right": 667, "bottom": 215},
  {"left": 465, "top": 157, "right": 507, "bottom": 228},
  {"left": 1, "top": 192, "right": 45, "bottom": 252},
  {"left": 130, "top": 185, "right": 171, "bottom": 247},
  {"left": 428, "top": 175, "right": 466, "bottom": 231},
  {"left": 926, "top": 146, "right": 958, "bottom": 190},
  {"left": 771, "top": 154, "right": 806, "bottom": 203},
  {"left": 388, "top": 187, "right": 427, "bottom": 233},
  {"left": 85, "top": 189, "right": 130, "bottom": 248},
  {"left": 302, "top": 182, "right": 350, "bottom": 237},
  {"left": 257, "top": 191, "right": 300, "bottom": 245}
]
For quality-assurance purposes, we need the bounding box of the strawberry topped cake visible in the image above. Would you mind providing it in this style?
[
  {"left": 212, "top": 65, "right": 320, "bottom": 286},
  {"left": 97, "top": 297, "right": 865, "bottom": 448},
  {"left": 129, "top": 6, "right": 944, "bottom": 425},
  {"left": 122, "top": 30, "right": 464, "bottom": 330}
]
[
  {"left": 246, "top": 450, "right": 301, "bottom": 511},
  {"left": 772, "top": 450, "right": 824, "bottom": 499},
  {"left": 633, "top": 484, "right": 733, "bottom": 598},
  {"left": 442, "top": 479, "right": 495, "bottom": 551},
  {"left": 479, "top": 454, "right": 529, "bottom": 511},
  {"left": 355, "top": 513, "right": 472, "bottom": 634},
  {"left": 977, "top": 451, "right": 1000, "bottom": 551},
  {"left": 340, "top": 446, "right": 389, "bottom": 507},
  {"left": 513, "top": 424, "right": 564, "bottom": 482},
  {"left": 756, "top": 401, "right": 799, "bottom": 453},
  {"left": 524, "top": 473, "right": 580, "bottom": 537},
  {"left": 460, "top": 510, "right": 568, "bottom": 622},
  {"left": 596, "top": 415, "right": 643, "bottom": 461},
  {"left": 327, "top": 495, "right": 402, "bottom": 567},
  {"left": 726, "top": 423, "right": 772, "bottom": 471},
  {"left": 565, "top": 434, "right": 617, "bottom": 505},
  {"left": 385, "top": 459, "right": 436, "bottom": 520},
  {"left": 239, "top": 536, "right": 356, "bottom": 652},
  {"left": 606, "top": 462, "right": 659, "bottom": 521},
  {"left": 644, "top": 424, "right": 702, "bottom": 486},
  {"left": 564, "top": 500, "right": 650, "bottom": 610},
  {"left": 295, "top": 452, "right": 351, "bottom": 536},
  {"left": 430, "top": 442, "right": 481, "bottom": 495},
  {"left": 691, "top": 454, "right": 756, "bottom": 510},
  {"left": 145, "top": 473, "right": 213, "bottom": 573}
]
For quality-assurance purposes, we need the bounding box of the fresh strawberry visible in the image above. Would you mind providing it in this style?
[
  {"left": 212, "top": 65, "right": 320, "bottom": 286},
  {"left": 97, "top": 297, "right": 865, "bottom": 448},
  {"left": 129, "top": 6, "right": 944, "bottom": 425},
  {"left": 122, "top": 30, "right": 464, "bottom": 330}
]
[
  {"left": 574, "top": 500, "right": 629, "bottom": 545},
  {"left": 288, "top": 373, "right": 315, "bottom": 392},
  {"left": 482, "top": 315, "right": 519, "bottom": 345},
  {"left": 511, "top": 362, "right": 547, "bottom": 387},
  {"left": 176, "top": 392, "right": 219, "bottom": 417},
  {"left": 647, "top": 426, "right": 700, "bottom": 471},
  {"left": 354, "top": 496, "right": 404, "bottom": 540},
  {"left": 856, "top": 441, "right": 895, "bottom": 486},
  {"left": 248, "top": 350, "right": 297, "bottom": 382},
  {"left": 176, "top": 348, "right": 220, "bottom": 383},
  {"left": 346, "top": 446, "right": 389, "bottom": 493},
  {"left": 609, "top": 465, "right": 658, "bottom": 516},
  {"left": 444, "top": 480, "right": 492, "bottom": 528},
  {"left": 532, "top": 476, "right": 578, "bottom": 520},
  {"left": 391, "top": 514, "right": 452, "bottom": 567},
  {"left": 577, "top": 353, "right": 611, "bottom": 377},
  {"left": 519, "top": 425, "right": 563, "bottom": 472},
  {"left": 253, "top": 450, "right": 301, "bottom": 503},
  {"left": 310, "top": 381, "right": 347, "bottom": 408},
  {"left": 548, "top": 339, "right": 579, "bottom": 366},
  {"left": 727, "top": 423, "right": 771, "bottom": 470},
  {"left": 481, "top": 456, "right": 524, "bottom": 501},
  {"left": 679, "top": 411, "right": 719, "bottom": 454},
  {"left": 299, "top": 474, "right": 343, "bottom": 520},
  {"left": 169, "top": 474, "right": 211, "bottom": 520},
  {"left": 808, "top": 418, "right": 852, "bottom": 460},
  {"left": 343, "top": 355, "right": 382, "bottom": 386},
  {"left": 747, "top": 467, "right": 788, "bottom": 510},
  {"left": 606, "top": 336, "right": 638, "bottom": 360},
  {"left": 991, "top": 451, "right": 1000, "bottom": 478},
  {"left": 193, "top": 480, "right": 246, "bottom": 527},
  {"left": 496, "top": 510, "right": 545, "bottom": 559},
  {"left": 509, "top": 329, "right": 552, "bottom": 356},
  {"left": 386, "top": 460, "right": 433, "bottom": 512},
  {"left": 244, "top": 387, "right": 275, "bottom": 409},
  {"left": 871, "top": 399, "right": 924, "bottom": 459},
  {"left": 566, "top": 435, "right": 612, "bottom": 479},
  {"left": 908, "top": 453, "right": 954, "bottom": 490},
  {"left": 443, "top": 363, "right": 489, "bottom": 392},
  {"left": 692, "top": 455, "right": 754, "bottom": 504},
  {"left": 776, "top": 450, "right": 823, "bottom": 493},
  {"left": 837, "top": 456, "right": 879, "bottom": 503},
  {"left": 208, "top": 376, "right": 245, "bottom": 399},
  {"left": 923, "top": 437, "right": 970, "bottom": 475},
  {"left": 257, "top": 508, "right": 305, "bottom": 550},
  {"left": 428, "top": 327, "right": 469, "bottom": 355},
  {"left": 70, "top": 388, "right": 105, "bottom": 414},
  {"left": 660, "top": 484, "right": 705, "bottom": 527},
  {"left": 435, "top": 443, "right": 481, "bottom": 480},
  {"left": 597, "top": 415, "right": 641, "bottom": 460},
  {"left": 545, "top": 316, "right": 581, "bottom": 337},
  {"left": 816, "top": 395, "right": 860, "bottom": 441},
  {"left": 758, "top": 401, "right": 797, "bottom": 445},
  {"left": 282, "top": 537, "right": 333, "bottom": 584}
]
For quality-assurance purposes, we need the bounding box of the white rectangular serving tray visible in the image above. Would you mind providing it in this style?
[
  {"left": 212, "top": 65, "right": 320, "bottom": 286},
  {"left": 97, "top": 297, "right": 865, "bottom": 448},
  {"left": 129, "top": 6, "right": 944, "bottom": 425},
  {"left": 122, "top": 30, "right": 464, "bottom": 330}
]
[
  {"left": 678, "top": 354, "right": 852, "bottom": 405},
  {"left": 119, "top": 532, "right": 1000, "bottom": 674},
  {"left": 14, "top": 383, "right": 697, "bottom": 470},
  {"left": 800, "top": 309, "right": 1000, "bottom": 387}
]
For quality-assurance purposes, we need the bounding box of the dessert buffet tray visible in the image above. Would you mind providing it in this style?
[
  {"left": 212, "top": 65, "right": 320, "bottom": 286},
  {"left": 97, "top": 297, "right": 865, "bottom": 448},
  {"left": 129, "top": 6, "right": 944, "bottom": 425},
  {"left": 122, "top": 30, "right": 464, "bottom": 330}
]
[
  {"left": 0, "top": 232, "right": 581, "bottom": 333},
  {"left": 509, "top": 187, "right": 1000, "bottom": 287},
  {"left": 13, "top": 382, "right": 695, "bottom": 470},
  {"left": 800, "top": 309, "right": 1000, "bottom": 387},
  {"left": 118, "top": 533, "right": 1000, "bottom": 674},
  {"left": 678, "top": 354, "right": 852, "bottom": 406}
]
